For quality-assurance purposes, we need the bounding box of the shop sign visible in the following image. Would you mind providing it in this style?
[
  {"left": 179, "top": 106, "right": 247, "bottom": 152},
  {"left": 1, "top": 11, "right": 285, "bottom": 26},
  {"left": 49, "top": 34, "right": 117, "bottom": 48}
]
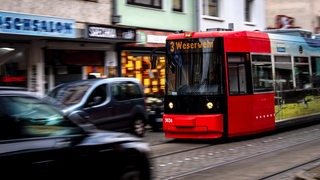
[
  {"left": 86, "top": 24, "right": 136, "bottom": 41},
  {"left": 136, "top": 32, "right": 146, "bottom": 45},
  {"left": 147, "top": 34, "right": 167, "bottom": 44},
  {"left": 0, "top": 11, "right": 76, "bottom": 38}
]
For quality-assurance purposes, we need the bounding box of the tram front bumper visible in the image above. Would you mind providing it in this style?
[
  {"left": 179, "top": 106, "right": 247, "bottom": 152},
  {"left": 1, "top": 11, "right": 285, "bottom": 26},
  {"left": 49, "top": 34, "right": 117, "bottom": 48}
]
[{"left": 162, "top": 114, "right": 224, "bottom": 139}]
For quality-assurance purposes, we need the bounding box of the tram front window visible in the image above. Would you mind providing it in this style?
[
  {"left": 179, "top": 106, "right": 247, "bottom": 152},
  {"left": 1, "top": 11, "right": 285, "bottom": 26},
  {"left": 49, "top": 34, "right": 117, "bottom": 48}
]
[{"left": 166, "top": 38, "right": 223, "bottom": 95}]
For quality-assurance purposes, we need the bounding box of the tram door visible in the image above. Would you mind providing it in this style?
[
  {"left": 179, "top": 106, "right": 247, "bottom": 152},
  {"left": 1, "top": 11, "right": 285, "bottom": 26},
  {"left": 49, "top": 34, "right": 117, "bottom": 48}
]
[{"left": 226, "top": 53, "right": 254, "bottom": 136}]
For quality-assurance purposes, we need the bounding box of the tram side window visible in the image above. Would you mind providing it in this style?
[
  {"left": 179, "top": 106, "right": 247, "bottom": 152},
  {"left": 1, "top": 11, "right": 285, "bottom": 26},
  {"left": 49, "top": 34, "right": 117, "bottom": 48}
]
[
  {"left": 294, "top": 57, "right": 310, "bottom": 89},
  {"left": 274, "top": 56, "right": 293, "bottom": 91},
  {"left": 252, "top": 55, "right": 273, "bottom": 92},
  {"left": 227, "top": 53, "right": 251, "bottom": 95},
  {"left": 311, "top": 57, "right": 320, "bottom": 88}
]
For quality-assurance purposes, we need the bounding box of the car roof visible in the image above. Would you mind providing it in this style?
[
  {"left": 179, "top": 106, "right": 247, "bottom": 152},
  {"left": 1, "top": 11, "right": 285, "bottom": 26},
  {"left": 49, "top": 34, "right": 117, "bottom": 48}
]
[
  {"left": 54, "top": 77, "right": 142, "bottom": 88},
  {"left": 0, "top": 89, "right": 40, "bottom": 97}
]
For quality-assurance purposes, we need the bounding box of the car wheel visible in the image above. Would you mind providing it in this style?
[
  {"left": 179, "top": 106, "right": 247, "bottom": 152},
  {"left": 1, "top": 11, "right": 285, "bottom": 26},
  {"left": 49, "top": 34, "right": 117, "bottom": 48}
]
[{"left": 133, "top": 117, "right": 145, "bottom": 137}]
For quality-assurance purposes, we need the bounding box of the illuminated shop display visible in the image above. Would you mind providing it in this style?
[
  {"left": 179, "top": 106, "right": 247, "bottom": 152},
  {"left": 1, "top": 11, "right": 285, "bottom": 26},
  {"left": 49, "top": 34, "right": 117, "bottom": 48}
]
[{"left": 121, "top": 51, "right": 165, "bottom": 96}]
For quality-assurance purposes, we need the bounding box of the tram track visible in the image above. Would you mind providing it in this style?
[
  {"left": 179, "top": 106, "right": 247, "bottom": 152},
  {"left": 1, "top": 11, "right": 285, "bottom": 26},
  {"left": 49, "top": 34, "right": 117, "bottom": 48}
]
[
  {"left": 258, "top": 157, "right": 320, "bottom": 180},
  {"left": 149, "top": 123, "right": 320, "bottom": 180},
  {"left": 165, "top": 136, "right": 320, "bottom": 179}
]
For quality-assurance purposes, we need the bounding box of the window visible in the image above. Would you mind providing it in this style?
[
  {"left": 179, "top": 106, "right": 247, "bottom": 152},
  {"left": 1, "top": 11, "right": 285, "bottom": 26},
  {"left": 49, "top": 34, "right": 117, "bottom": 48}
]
[
  {"left": 0, "top": 47, "right": 27, "bottom": 88},
  {"left": 172, "top": 0, "right": 183, "bottom": 12},
  {"left": 245, "top": 0, "right": 254, "bottom": 22},
  {"left": 112, "top": 82, "right": 142, "bottom": 100},
  {"left": 311, "top": 57, "right": 320, "bottom": 87},
  {"left": 127, "top": 0, "right": 162, "bottom": 9},
  {"left": 203, "top": 0, "right": 218, "bottom": 17},
  {"left": 274, "top": 56, "right": 293, "bottom": 91},
  {"left": 0, "top": 96, "right": 81, "bottom": 139},
  {"left": 294, "top": 57, "right": 310, "bottom": 89},
  {"left": 86, "top": 84, "right": 107, "bottom": 106},
  {"left": 252, "top": 55, "right": 273, "bottom": 92},
  {"left": 228, "top": 53, "right": 252, "bottom": 95},
  {"left": 127, "top": 82, "right": 143, "bottom": 99}
]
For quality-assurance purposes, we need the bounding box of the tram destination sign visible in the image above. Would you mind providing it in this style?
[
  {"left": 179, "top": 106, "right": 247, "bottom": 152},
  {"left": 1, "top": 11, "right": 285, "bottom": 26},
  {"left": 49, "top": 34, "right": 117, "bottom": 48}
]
[
  {"left": 86, "top": 24, "right": 136, "bottom": 42},
  {"left": 0, "top": 11, "right": 76, "bottom": 38},
  {"left": 167, "top": 38, "right": 216, "bottom": 53}
]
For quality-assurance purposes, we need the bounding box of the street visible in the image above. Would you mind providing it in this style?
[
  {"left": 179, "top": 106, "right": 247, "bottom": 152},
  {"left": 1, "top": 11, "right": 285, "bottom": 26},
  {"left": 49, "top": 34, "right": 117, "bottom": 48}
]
[{"left": 142, "top": 123, "right": 320, "bottom": 180}]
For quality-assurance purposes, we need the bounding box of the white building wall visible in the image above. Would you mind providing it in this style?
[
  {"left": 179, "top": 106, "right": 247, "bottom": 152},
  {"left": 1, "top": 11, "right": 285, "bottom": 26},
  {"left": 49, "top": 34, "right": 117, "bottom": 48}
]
[{"left": 198, "top": 0, "right": 265, "bottom": 32}]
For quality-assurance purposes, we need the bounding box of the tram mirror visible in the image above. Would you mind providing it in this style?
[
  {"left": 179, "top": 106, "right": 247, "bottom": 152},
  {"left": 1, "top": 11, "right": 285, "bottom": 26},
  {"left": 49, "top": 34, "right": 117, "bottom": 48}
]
[{"left": 169, "top": 59, "right": 176, "bottom": 73}]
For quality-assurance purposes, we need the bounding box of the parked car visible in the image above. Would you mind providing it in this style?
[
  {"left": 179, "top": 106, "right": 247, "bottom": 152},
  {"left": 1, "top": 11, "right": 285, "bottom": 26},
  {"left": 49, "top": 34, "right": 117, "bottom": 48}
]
[
  {"left": 0, "top": 89, "right": 152, "bottom": 179},
  {"left": 46, "top": 77, "right": 148, "bottom": 137}
]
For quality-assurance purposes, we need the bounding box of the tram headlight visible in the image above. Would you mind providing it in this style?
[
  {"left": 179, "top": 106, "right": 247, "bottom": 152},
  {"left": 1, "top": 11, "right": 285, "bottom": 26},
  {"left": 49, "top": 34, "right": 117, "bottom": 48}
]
[
  {"left": 168, "top": 102, "right": 174, "bottom": 109},
  {"left": 206, "top": 102, "right": 213, "bottom": 109}
]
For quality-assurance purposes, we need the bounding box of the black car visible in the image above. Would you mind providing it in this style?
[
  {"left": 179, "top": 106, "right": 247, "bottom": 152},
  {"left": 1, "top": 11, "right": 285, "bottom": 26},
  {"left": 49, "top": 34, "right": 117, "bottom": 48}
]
[
  {"left": 0, "top": 89, "right": 152, "bottom": 179},
  {"left": 46, "top": 77, "right": 148, "bottom": 137}
]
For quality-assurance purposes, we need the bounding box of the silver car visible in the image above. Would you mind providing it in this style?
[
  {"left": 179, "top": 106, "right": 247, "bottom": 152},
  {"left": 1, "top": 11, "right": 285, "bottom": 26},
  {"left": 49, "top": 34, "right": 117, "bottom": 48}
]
[{"left": 46, "top": 77, "right": 148, "bottom": 137}]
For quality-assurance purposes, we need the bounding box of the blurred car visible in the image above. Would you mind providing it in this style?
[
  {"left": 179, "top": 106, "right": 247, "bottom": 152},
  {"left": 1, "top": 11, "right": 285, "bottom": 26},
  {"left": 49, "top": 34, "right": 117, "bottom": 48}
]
[
  {"left": 145, "top": 97, "right": 164, "bottom": 131},
  {"left": 45, "top": 77, "right": 148, "bottom": 137},
  {"left": 0, "top": 89, "right": 152, "bottom": 179}
]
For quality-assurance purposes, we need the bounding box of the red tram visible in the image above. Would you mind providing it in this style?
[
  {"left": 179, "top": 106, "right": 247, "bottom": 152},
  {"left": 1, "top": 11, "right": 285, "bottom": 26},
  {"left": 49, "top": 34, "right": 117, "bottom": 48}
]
[{"left": 161, "top": 29, "right": 320, "bottom": 139}]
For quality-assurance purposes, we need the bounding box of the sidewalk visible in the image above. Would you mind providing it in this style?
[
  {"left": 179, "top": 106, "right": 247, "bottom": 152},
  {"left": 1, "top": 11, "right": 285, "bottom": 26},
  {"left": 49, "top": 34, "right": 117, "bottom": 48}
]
[{"left": 295, "top": 165, "right": 320, "bottom": 180}]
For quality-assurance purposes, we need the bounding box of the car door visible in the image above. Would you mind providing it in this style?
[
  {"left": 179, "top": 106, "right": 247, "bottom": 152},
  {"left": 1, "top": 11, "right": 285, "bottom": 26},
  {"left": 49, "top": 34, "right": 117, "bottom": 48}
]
[
  {"left": 0, "top": 95, "right": 82, "bottom": 177},
  {"left": 82, "top": 83, "right": 120, "bottom": 130},
  {"left": 0, "top": 137, "right": 72, "bottom": 175},
  {"left": 109, "top": 82, "right": 133, "bottom": 130}
]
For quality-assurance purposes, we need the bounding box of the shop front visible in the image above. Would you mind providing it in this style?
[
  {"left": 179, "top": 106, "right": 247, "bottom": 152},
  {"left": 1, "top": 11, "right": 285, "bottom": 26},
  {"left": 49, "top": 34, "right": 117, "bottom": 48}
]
[
  {"left": 120, "top": 29, "right": 174, "bottom": 97},
  {"left": 0, "top": 11, "right": 138, "bottom": 95},
  {"left": 0, "top": 11, "right": 77, "bottom": 94},
  {"left": 44, "top": 24, "right": 137, "bottom": 93}
]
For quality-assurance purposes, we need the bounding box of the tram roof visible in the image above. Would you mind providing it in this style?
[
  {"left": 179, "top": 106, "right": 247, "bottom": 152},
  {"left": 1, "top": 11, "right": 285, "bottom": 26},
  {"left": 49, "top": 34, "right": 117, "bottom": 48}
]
[{"left": 166, "top": 30, "right": 269, "bottom": 40}]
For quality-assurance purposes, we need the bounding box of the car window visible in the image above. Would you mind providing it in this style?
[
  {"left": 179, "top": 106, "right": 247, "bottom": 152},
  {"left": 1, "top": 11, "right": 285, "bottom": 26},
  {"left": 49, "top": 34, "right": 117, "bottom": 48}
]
[
  {"left": 111, "top": 83, "right": 127, "bottom": 101},
  {"left": 48, "top": 85, "right": 90, "bottom": 106},
  {"left": 85, "top": 84, "right": 107, "bottom": 107},
  {"left": 111, "top": 82, "right": 142, "bottom": 101},
  {"left": 0, "top": 96, "right": 83, "bottom": 140},
  {"left": 127, "top": 82, "right": 143, "bottom": 99}
]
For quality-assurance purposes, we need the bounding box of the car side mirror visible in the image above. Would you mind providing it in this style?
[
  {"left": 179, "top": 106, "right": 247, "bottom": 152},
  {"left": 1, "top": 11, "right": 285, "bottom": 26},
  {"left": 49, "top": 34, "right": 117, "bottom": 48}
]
[{"left": 67, "top": 110, "right": 96, "bottom": 131}]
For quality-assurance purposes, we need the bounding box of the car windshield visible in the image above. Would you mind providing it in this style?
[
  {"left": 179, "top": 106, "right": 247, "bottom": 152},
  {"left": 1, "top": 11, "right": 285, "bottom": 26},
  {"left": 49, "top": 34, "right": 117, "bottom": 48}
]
[
  {"left": 48, "top": 85, "right": 91, "bottom": 106},
  {"left": 0, "top": 96, "right": 84, "bottom": 139}
]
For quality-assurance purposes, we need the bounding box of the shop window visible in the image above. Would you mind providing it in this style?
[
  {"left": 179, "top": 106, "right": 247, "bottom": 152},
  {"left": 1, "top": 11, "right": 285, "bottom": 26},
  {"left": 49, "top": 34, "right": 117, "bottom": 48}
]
[
  {"left": 121, "top": 51, "right": 165, "bottom": 97},
  {"left": 0, "top": 47, "right": 27, "bottom": 88}
]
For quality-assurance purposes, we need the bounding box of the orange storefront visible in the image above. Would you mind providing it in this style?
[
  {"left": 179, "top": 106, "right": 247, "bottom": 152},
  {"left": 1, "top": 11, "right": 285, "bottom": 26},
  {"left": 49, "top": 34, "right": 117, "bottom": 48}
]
[{"left": 120, "top": 29, "right": 174, "bottom": 97}]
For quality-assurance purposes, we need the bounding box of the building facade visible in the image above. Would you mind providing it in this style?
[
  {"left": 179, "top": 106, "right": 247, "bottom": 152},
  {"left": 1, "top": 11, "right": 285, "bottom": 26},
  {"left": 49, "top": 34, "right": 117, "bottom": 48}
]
[
  {"left": 0, "top": 0, "right": 267, "bottom": 96},
  {"left": 115, "top": 0, "right": 195, "bottom": 96},
  {"left": 198, "top": 0, "right": 266, "bottom": 31},
  {"left": 265, "top": 0, "right": 320, "bottom": 33},
  {"left": 0, "top": 0, "right": 136, "bottom": 95}
]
